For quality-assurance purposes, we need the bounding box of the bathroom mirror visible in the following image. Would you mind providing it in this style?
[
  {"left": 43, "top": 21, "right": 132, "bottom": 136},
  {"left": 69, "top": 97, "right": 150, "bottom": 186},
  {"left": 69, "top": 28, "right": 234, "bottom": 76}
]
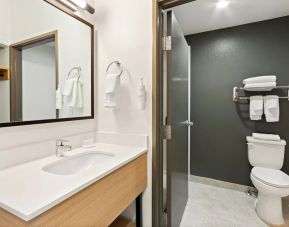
[{"left": 0, "top": 0, "right": 94, "bottom": 127}]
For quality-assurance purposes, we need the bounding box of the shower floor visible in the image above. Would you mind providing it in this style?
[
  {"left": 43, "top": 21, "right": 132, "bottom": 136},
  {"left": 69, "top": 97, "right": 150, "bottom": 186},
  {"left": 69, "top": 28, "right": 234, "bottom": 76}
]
[{"left": 180, "top": 181, "right": 289, "bottom": 227}]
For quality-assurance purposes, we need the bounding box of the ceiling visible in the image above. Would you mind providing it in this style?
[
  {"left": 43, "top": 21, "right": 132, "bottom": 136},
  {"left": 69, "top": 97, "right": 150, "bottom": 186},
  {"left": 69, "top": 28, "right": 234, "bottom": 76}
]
[{"left": 172, "top": 0, "right": 289, "bottom": 36}]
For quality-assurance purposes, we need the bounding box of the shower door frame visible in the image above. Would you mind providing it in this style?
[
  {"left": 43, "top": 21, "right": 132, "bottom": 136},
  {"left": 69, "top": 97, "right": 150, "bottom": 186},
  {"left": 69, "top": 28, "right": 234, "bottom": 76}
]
[{"left": 152, "top": 0, "right": 194, "bottom": 226}]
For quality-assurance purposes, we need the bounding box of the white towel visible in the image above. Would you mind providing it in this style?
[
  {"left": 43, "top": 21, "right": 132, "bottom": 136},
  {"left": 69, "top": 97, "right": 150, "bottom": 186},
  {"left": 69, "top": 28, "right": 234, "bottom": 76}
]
[
  {"left": 63, "top": 78, "right": 75, "bottom": 96},
  {"left": 105, "top": 73, "right": 120, "bottom": 93},
  {"left": 243, "top": 75, "right": 276, "bottom": 85},
  {"left": 69, "top": 79, "right": 83, "bottom": 108},
  {"left": 244, "top": 82, "right": 276, "bottom": 91},
  {"left": 252, "top": 133, "right": 280, "bottom": 141},
  {"left": 56, "top": 86, "right": 62, "bottom": 110},
  {"left": 77, "top": 80, "right": 83, "bottom": 108},
  {"left": 264, "top": 95, "right": 279, "bottom": 122},
  {"left": 69, "top": 79, "right": 78, "bottom": 107},
  {"left": 63, "top": 78, "right": 83, "bottom": 108},
  {"left": 104, "top": 73, "right": 121, "bottom": 108},
  {"left": 250, "top": 96, "right": 263, "bottom": 121}
]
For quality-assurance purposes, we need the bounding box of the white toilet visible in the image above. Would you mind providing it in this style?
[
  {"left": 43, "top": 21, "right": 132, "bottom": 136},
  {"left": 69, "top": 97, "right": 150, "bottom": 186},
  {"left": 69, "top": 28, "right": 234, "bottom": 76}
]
[{"left": 247, "top": 136, "right": 289, "bottom": 225}]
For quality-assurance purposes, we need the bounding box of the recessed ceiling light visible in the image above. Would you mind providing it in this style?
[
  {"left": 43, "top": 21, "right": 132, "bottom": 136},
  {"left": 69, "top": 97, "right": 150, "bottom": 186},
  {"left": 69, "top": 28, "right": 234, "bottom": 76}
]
[
  {"left": 69, "top": 0, "right": 87, "bottom": 9},
  {"left": 216, "top": 0, "right": 230, "bottom": 9}
]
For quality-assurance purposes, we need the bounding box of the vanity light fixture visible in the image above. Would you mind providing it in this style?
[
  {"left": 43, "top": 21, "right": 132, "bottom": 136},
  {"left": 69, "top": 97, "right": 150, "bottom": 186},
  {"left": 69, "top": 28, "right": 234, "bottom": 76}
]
[
  {"left": 58, "top": 0, "right": 95, "bottom": 14},
  {"left": 216, "top": 0, "right": 230, "bottom": 9},
  {"left": 57, "top": 0, "right": 77, "bottom": 12},
  {"left": 69, "top": 0, "right": 87, "bottom": 9}
]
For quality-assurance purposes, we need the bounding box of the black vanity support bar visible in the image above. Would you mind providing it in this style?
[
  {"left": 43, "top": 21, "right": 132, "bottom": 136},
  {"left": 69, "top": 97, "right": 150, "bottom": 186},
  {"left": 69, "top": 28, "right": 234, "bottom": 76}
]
[{"left": 136, "top": 194, "right": 143, "bottom": 227}]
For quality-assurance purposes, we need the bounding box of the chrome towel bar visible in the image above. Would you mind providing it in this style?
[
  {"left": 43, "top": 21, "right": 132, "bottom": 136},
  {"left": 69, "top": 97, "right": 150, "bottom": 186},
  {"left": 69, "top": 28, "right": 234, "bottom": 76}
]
[{"left": 233, "top": 86, "right": 289, "bottom": 102}]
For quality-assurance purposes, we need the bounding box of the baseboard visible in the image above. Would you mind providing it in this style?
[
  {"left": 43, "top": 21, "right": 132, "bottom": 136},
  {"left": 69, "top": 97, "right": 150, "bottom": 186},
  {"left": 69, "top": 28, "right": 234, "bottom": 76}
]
[{"left": 190, "top": 175, "right": 256, "bottom": 193}]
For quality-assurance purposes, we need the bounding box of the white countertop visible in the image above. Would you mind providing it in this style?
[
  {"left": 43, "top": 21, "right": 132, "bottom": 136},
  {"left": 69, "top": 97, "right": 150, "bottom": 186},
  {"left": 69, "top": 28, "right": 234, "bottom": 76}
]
[{"left": 0, "top": 143, "right": 147, "bottom": 221}]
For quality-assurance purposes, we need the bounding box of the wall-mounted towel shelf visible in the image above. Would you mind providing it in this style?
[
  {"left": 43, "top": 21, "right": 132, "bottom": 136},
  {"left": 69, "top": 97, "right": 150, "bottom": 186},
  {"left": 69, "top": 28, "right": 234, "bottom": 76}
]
[{"left": 233, "top": 86, "right": 289, "bottom": 102}]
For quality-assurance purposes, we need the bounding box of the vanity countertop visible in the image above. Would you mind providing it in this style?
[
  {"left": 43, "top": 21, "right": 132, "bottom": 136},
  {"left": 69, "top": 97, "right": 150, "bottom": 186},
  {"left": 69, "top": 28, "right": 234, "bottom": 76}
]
[{"left": 0, "top": 143, "right": 147, "bottom": 221}]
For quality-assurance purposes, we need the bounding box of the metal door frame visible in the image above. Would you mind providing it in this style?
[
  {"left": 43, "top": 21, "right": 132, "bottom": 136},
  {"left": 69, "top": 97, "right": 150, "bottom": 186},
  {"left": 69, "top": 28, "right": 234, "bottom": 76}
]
[{"left": 152, "top": 1, "right": 195, "bottom": 226}]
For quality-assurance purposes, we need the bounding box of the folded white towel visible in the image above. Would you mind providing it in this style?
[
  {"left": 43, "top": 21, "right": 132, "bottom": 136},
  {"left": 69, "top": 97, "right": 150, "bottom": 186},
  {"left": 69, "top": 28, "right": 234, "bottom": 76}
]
[
  {"left": 264, "top": 95, "right": 279, "bottom": 122},
  {"left": 56, "top": 86, "right": 62, "bottom": 110},
  {"left": 250, "top": 96, "right": 263, "bottom": 120},
  {"left": 243, "top": 75, "right": 276, "bottom": 85},
  {"left": 244, "top": 82, "right": 276, "bottom": 91},
  {"left": 104, "top": 73, "right": 121, "bottom": 108},
  {"left": 253, "top": 133, "right": 280, "bottom": 141}
]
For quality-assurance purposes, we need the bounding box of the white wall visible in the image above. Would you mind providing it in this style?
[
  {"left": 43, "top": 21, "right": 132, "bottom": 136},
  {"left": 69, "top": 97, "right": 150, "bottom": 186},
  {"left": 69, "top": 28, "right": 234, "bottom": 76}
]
[
  {"left": 22, "top": 44, "right": 56, "bottom": 121},
  {"left": 0, "top": 80, "right": 10, "bottom": 123},
  {"left": 0, "top": 47, "right": 10, "bottom": 123},
  {"left": 0, "top": 0, "right": 10, "bottom": 45},
  {"left": 0, "top": 0, "right": 11, "bottom": 123},
  {"left": 93, "top": 0, "right": 152, "bottom": 226}
]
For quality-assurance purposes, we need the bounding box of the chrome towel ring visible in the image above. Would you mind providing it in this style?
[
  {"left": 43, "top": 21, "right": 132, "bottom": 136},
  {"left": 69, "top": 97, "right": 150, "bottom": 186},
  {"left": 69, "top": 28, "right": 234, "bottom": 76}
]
[
  {"left": 106, "top": 61, "right": 123, "bottom": 76},
  {"left": 67, "top": 66, "right": 82, "bottom": 81}
]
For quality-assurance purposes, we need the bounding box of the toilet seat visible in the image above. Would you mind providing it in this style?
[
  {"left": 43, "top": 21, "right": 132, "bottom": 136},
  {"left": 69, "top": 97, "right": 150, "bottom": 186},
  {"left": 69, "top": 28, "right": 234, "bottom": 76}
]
[{"left": 251, "top": 167, "right": 289, "bottom": 188}]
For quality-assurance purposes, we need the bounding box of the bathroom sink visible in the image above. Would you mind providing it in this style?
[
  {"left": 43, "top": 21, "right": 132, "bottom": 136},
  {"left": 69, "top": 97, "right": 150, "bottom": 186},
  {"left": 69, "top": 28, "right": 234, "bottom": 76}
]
[{"left": 42, "top": 151, "right": 114, "bottom": 175}]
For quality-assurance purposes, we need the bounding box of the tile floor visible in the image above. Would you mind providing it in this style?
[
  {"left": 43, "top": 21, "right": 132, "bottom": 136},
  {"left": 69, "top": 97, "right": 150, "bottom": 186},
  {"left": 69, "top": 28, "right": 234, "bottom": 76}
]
[{"left": 180, "top": 182, "right": 289, "bottom": 227}]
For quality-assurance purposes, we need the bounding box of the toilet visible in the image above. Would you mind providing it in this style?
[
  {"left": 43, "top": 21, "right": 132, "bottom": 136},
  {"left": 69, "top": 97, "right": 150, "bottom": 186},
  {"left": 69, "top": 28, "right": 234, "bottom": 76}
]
[{"left": 247, "top": 136, "right": 289, "bottom": 225}]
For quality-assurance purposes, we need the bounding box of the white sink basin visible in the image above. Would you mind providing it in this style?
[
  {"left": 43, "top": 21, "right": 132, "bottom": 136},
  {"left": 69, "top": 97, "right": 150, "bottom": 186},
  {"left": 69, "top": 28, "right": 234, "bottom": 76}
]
[{"left": 42, "top": 151, "right": 114, "bottom": 175}]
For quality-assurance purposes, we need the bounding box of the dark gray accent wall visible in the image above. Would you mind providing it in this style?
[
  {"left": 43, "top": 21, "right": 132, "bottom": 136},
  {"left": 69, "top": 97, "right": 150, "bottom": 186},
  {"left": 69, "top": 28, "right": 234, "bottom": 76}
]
[{"left": 186, "top": 16, "right": 289, "bottom": 186}]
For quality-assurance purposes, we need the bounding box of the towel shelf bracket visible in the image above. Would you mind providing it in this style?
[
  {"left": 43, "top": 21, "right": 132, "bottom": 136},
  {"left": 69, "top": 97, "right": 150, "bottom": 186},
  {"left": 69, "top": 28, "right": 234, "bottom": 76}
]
[
  {"left": 233, "top": 86, "right": 239, "bottom": 102},
  {"left": 233, "top": 86, "right": 289, "bottom": 103}
]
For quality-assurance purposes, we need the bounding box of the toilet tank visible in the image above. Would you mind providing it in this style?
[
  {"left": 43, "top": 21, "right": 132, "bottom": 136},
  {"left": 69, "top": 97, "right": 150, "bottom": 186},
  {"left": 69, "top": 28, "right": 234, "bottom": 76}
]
[{"left": 246, "top": 136, "right": 286, "bottom": 169}]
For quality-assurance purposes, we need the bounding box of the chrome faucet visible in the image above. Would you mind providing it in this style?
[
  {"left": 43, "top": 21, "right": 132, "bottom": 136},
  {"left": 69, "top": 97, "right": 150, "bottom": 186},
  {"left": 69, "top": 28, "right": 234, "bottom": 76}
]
[{"left": 56, "top": 139, "right": 72, "bottom": 157}]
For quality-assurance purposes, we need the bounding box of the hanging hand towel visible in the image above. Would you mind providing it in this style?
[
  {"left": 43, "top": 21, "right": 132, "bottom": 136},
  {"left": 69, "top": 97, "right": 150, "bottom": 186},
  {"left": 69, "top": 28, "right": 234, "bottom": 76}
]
[
  {"left": 77, "top": 79, "right": 83, "bottom": 108},
  {"left": 63, "top": 78, "right": 75, "bottom": 96},
  {"left": 66, "top": 78, "right": 76, "bottom": 107},
  {"left": 244, "top": 82, "right": 276, "bottom": 91},
  {"left": 264, "top": 95, "right": 279, "bottom": 122},
  {"left": 243, "top": 75, "right": 276, "bottom": 85},
  {"left": 56, "top": 86, "right": 63, "bottom": 110},
  {"left": 104, "top": 73, "right": 121, "bottom": 108},
  {"left": 63, "top": 78, "right": 84, "bottom": 108},
  {"left": 250, "top": 96, "right": 263, "bottom": 121}
]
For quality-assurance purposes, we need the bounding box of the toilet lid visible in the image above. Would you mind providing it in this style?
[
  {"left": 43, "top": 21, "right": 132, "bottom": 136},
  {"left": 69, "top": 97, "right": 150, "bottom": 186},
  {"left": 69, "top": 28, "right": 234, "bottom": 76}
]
[{"left": 252, "top": 167, "right": 289, "bottom": 188}]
